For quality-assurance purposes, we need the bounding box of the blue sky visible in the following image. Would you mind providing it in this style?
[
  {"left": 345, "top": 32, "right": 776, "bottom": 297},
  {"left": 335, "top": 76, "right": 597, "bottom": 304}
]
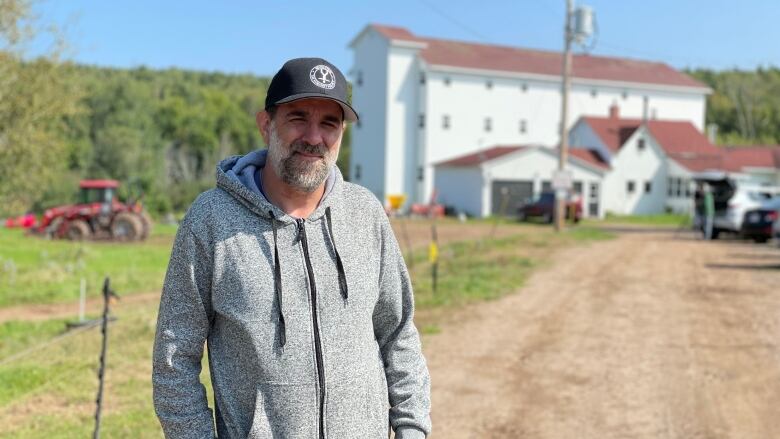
[{"left": 33, "top": 0, "right": 780, "bottom": 77}]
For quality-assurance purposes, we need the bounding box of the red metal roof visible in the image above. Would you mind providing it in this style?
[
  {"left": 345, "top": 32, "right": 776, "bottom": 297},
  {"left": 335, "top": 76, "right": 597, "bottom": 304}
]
[
  {"left": 436, "top": 146, "right": 526, "bottom": 166},
  {"left": 80, "top": 179, "right": 119, "bottom": 189},
  {"left": 722, "top": 146, "right": 780, "bottom": 171},
  {"left": 581, "top": 115, "right": 721, "bottom": 157},
  {"left": 369, "top": 24, "right": 708, "bottom": 90},
  {"left": 666, "top": 153, "right": 725, "bottom": 172},
  {"left": 568, "top": 148, "right": 610, "bottom": 170},
  {"left": 436, "top": 145, "right": 609, "bottom": 172}
]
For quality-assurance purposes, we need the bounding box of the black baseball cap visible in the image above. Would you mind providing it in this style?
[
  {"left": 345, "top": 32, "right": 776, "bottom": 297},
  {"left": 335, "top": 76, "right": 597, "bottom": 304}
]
[{"left": 265, "top": 57, "right": 359, "bottom": 122}]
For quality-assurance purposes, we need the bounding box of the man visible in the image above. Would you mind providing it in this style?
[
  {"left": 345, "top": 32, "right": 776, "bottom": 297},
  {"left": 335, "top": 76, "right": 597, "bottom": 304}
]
[{"left": 152, "top": 58, "right": 431, "bottom": 439}]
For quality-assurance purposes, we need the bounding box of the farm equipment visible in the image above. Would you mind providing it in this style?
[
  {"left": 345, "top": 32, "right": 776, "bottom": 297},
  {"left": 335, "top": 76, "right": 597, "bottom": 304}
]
[{"left": 30, "top": 179, "right": 152, "bottom": 241}]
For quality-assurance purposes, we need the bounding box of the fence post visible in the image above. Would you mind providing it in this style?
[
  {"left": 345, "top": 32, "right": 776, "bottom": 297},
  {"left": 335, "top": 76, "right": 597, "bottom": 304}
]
[{"left": 93, "top": 277, "right": 118, "bottom": 439}]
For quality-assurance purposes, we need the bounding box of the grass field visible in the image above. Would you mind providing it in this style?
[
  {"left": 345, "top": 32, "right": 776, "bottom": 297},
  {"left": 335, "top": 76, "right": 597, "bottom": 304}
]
[
  {"left": 0, "top": 221, "right": 612, "bottom": 437},
  {"left": 0, "top": 225, "right": 178, "bottom": 307},
  {"left": 585, "top": 212, "right": 692, "bottom": 227}
]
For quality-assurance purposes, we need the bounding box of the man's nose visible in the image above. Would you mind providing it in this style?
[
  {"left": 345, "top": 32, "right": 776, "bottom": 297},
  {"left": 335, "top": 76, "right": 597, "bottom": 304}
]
[{"left": 300, "top": 121, "right": 326, "bottom": 146}]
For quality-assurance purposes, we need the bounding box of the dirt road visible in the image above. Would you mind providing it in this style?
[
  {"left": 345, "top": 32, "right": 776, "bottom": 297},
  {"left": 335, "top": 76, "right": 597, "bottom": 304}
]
[{"left": 425, "top": 229, "right": 780, "bottom": 438}]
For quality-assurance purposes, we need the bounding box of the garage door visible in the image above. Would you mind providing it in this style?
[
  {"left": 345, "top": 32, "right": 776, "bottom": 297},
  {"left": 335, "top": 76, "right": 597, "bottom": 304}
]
[{"left": 491, "top": 180, "right": 533, "bottom": 216}]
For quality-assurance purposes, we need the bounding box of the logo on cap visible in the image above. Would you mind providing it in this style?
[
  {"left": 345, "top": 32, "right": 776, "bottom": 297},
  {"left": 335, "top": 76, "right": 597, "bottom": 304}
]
[{"left": 309, "top": 65, "right": 336, "bottom": 90}]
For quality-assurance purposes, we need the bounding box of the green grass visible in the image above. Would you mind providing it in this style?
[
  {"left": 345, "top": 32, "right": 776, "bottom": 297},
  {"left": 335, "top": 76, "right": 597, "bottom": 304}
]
[
  {"left": 0, "top": 223, "right": 614, "bottom": 437},
  {"left": 586, "top": 213, "right": 692, "bottom": 227},
  {"left": 0, "top": 224, "right": 177, "bottom": 307}
]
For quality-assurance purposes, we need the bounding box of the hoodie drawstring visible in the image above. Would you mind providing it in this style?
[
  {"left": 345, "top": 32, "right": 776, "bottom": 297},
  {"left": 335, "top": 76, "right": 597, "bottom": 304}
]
[
  {"left": 271, "top": 212, "right": 287, "bottom": 347},
  {"left": 325, "top": 207, "right": 349, "bottom": 303}
]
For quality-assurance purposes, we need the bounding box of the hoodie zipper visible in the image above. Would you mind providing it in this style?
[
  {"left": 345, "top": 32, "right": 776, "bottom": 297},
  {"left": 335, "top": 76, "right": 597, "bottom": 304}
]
[{"left": 297, "top": 219, "right": 326, "bottom": 439}]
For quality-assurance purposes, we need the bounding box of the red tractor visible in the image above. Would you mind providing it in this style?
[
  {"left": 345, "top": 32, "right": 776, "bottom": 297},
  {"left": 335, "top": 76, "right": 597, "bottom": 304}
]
[{"left": 32, "top": 179, "right": 152, "bottom": 241}]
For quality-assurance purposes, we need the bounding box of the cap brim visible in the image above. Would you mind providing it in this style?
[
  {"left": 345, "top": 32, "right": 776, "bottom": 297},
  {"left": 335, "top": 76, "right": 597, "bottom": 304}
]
[{"left": 273, "top": 93, "right": 359, "bottom": 122}]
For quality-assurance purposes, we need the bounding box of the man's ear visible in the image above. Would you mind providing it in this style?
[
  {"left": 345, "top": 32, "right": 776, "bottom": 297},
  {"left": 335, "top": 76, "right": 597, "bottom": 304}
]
[{"left": 256, "top": 111, "right": 271, "bottom": 144}]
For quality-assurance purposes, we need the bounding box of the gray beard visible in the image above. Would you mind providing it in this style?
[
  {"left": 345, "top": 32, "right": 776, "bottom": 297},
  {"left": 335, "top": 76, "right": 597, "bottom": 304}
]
[{"left": 267, "top": 128, "right": 336, "bottom": 193}]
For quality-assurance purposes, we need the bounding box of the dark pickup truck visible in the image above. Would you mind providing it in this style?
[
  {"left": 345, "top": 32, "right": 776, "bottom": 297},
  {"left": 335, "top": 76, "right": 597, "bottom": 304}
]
[{"left": 517, "top": 191, "right": 582, "bottom": 223}]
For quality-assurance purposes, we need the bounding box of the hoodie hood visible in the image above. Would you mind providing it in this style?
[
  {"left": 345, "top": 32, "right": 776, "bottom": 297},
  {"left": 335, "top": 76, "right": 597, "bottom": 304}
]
[{"left": 216, "top": 149, "right": 342, "bottom": 222}]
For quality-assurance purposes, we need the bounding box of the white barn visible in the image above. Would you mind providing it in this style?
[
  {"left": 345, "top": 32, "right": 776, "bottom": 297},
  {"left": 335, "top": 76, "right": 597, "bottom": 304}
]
[{"left": 348, "top": 23, "right": 712, "bottom": 207}]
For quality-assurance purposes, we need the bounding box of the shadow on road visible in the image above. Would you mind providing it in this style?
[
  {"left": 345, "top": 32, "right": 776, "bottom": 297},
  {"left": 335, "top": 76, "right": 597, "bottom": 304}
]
[{"left": 706, "top": 263, "right": 780, "bottom": 271}]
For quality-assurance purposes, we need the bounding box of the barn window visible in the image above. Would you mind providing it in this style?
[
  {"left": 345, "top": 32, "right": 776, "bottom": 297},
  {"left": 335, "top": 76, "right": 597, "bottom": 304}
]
[
  {"left": 638, "top": 138, "right": 646, "bottom": 151},
  {"left": 486, "top": 80, "right": 493, "bottom": 90},
  {"left": 417, "top": 166, "right": 424, "bottom": 181},
  {"left": 590, "top": 89, "right": 598, "bottom": 98},
  {"left": 627, "top": 181, "right": 635, "bottom": 194},
  {"left": 419, "top": 114, "right": 425, "bottom": 129},
  {"left": 519, "top": 119, "right": 527, "bottom": 134},
  {"left": 444, "top": 76, "right": 451, "bottom": 86},
  {"left": 621, "top": 90, "right": 628, "bottom": 100},
  {"left": 442, "top": 115, "right": 450, "bottom": 130},
  {"left": 645, "top": 181, "right": 652, "bottom": 193},
  {"left": 521, "top": 83, "right": 528, "bottom": 92},
  {"left": 484, "top": 117, "right": 492, "bottom": 132}
]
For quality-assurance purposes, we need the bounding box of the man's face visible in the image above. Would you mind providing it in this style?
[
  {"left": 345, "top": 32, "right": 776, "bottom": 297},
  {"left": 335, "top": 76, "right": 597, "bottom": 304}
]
[{"left": 259, "top": 99, "right": 344, "bottom": 193}]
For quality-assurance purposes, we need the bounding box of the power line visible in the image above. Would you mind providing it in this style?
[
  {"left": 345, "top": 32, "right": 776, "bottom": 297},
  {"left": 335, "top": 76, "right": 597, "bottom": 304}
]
[{"left": 417, "top": 0, "right": 491, "bottom": 42}]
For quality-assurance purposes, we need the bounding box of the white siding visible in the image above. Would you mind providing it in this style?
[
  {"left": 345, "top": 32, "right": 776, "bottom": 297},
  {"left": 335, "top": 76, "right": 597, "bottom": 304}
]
[
  {"left": 350, "top": 29, "right": 389, "bottom": 200},
  {"left": 602, "top": 126, "right": 668, "bottom": 215},
  {"left": 434, "top": 167, "right": 483, "bottom": 217}
]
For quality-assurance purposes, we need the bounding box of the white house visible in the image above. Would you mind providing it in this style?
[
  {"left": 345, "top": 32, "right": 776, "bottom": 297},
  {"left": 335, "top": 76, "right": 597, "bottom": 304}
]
[
  {"left": 348, "top": 23, "right": 712, "bottom": 207},
  {"left": 434, "top": 145, "right": 608, "bottom": 218},
  {"left": 568, "top": 107, "right": 780, "bottom": 215}
]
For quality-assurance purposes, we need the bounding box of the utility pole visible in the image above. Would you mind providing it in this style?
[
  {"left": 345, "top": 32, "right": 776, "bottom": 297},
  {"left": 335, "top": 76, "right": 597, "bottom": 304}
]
[
  {"left": 555, "top": 0, "right": 574, "bottom": 232},
  {"left": 555, "top": 1, "right": 593, "bottom": 232}
]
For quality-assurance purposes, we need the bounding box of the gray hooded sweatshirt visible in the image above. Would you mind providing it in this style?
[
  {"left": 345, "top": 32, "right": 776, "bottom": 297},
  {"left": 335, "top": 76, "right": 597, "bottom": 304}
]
[{"left": 152, "top": 150, "right": 431, "bottom": 439}]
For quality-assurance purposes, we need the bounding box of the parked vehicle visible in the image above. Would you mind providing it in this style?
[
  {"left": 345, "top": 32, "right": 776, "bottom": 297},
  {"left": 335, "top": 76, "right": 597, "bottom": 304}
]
[
  {"left": 693, "top": 173, "right": 779, "bottom": 239},
  {"left": 517, "top": 191, "right": 582, "bottom": 223},
  {"left": 741, "top": 197, "right": 780, "bottom": 243}
]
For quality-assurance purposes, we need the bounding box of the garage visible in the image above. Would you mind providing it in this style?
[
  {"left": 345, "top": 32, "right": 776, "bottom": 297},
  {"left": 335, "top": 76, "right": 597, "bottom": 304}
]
[
  {"left": 433, "top": 145, "right": 608, "bottom": 218},
  {"left": 491, "top": 180, "right": 533, "bottom": 216}
]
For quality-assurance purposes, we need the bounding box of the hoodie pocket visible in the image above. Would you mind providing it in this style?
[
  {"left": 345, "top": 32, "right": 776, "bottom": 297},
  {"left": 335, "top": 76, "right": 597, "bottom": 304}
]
[
  {"left": 247, "top": 383, "right": 317, "bottom": 439},
  {"left": 325, "top": 373, "right": 388, "bottom": 439}
]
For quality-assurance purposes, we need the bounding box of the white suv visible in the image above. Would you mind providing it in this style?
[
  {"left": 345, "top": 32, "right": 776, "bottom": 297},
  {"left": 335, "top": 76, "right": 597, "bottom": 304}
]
[{"left": 694, "top": 174, "right": 777, "bottom": 239}]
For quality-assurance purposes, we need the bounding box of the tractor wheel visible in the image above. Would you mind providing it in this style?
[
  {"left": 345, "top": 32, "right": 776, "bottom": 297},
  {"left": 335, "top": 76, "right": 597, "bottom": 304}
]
[
  {"left": 111, "top": 213, "right": 144, "bottom": 241},
  {"left": 139, "top": 211, "right": 153, "bottom": 240},
  {"left": 66, "top": 220, "right": 92, "bottom": 241}
]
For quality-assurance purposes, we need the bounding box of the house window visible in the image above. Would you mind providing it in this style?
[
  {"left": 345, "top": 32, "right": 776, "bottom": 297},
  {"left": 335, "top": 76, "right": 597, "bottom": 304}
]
[
  {"left": 521, "top": 83, "right": 528, "bottom": 92},
  {"left": 486, "top": 80, "right": 493, "bottom": 89},
  {"left": 667, "top": 178, "right": 674, "bottom": 197},
  {"left": 484, "top": 117, "right": 492, "bottom": 132},
  {"left": 419, "top": 114, "right": 425, "bottom": 129},
  {"left": 645, "top": 181, "right": 652, "bottom": 193},
  {"left": 675, "top": 178, "right": 683, "bottom": 197},
  {"left": 356, "top": 71, "right": 363, "bottom": 87},
  {"left": 638, "top": 138, "right": 646, "bottom": 151},
  {"left": 622, "top": 90, "right": 628, "bottom": 100},
  {"left": 519, "top": 119, "right": 527, "bottom": 134},
  {"left": 354, "top": 164, "right": 362, "bottom": 180},
  {"left": 419, "top": 72, "right": 426, "bottom": 85},
  {"left": 590, "top": 89, "right": 598, "bottom": 98},
  {"left": 444, "top": 76, "right": 451, "bottom": 86},
  {"left": 685, "top": 180, "right": 692, "bottom": 198},
  {"left": 442, "top": 115, "right": 450, "bottom": 130},
  {"left": 627, "top": 181, "right": 635, "bottom": 194},
  {"left": 417, "top": 166, "right": 424, "bottom": 181}
]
